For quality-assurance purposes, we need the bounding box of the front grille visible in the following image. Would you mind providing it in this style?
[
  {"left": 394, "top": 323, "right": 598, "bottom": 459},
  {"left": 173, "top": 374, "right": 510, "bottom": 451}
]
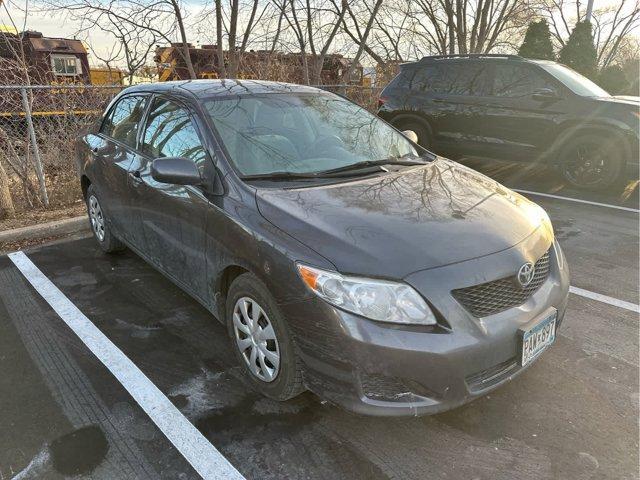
[
  {"left": 466, "top": 357, "right": 519, "bottom": 392},
  {"left": 359, "top": 373, "right": 438, "bottom": 402},
  {"left": 360, "top": 373, "right": 409, "bottom": 401},
  {"left": 452, "top": 249, "right": 551, "bottom": 317}
]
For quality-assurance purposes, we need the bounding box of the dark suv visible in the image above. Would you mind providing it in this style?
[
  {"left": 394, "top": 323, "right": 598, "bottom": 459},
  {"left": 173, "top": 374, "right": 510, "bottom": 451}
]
[{"left": 378, "top": 54, "right": 639, "bottom": 189}]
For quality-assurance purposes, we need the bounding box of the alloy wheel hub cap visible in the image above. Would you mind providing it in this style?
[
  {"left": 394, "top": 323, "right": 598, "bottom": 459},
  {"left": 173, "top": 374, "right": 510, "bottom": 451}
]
[
  {"left": 232, "top": 297, "right": 280, "bottom": 382},
  {"left": 88, "top": 195, "right": 106, "bottom": 242}
]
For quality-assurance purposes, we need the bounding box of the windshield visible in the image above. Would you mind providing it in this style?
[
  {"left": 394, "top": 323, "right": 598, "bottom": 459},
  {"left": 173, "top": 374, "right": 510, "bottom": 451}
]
[
  {"left": 540, "top": 63, "right": 610, "bottom": 97},
  {"left": 204, "top": 93, "right": 420, "bottom": 176}
]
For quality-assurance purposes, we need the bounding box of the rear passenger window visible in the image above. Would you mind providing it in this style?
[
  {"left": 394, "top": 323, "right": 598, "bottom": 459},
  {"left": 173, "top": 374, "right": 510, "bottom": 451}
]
[
  {"left": 412, "top": 63, "right": 491, "bottom": 96},
  {"left": 141, "top": 98, "right": 207, "bottom": 166},
  {"left": 492, "top": 65, "right": 554, "bottom": 97},
  {"left": 100, "top": 95, "right": 147, "bottom": 148}
]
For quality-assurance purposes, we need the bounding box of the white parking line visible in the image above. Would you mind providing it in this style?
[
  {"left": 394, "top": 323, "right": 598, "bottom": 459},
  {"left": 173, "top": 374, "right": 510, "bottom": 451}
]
[
  {"left": 513, "top": 189, "right": 640, "bottom": 213},
  {"left": 570, "top": 286, "right": 640, "bottom": 313},
  {"left": 8, "top": 251, "right": 245, "bottom": 480}
]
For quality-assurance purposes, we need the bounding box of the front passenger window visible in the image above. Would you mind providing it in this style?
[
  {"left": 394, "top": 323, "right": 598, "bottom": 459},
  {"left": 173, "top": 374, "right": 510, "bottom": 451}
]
[
  {"left": 141, "top": 98, "right": 207, "bottom": 167},
  {"left": 493, "top": 65, "right": 553, "bottom": 98}
]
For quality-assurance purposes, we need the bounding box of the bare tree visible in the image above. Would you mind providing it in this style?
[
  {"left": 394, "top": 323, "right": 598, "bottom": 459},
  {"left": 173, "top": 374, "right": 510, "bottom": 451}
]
[
  {"left": 341, "top": 0, "right": 383, "bottom": 83},
  {"left": 39, "top": 0, "right": 197, "bottom": 79},
  {"left": 392, "top": 0, "right": 532, "bottom": 55},
  {"left": 541, "top": 0, "right": 640, "bottom": 67},
  {"left": 87, "top": 42, "right": 123, "bottom": 80},
  {"left": 339, "top": 0, "right": 388, "bottom": 66},
  {"left": 594, "top": 1, "right": 640, "bottom": 67},
  {"left": 226, "top": 0, "right": 268, "bottom": 78},
  {"left": 0, "top": 3, "right": 48, "bottom": 208},
  {"left": 0, "top": 155, "right": 15, "bottom": 219},
  {"left": 168, "top": 0, "right": 197, "bottom": 78},
  {"left": 78, "top": 10, "right": 160, "bottom": 84},
  {"left": 282, "top": 0, "right": 348, "bottom": 84},
  {"left": 193, "top": 0, "right": 273, "bottom": 78},
  {"left": 215, "top": 0, "right": 226, "bottom": 77}
]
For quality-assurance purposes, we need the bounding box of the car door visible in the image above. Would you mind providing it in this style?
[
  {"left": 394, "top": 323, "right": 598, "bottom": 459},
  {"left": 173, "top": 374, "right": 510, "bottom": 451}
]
[
  {"left": 86, "top": 94, "right": 149, "bottom": 242},
  {"left": 129, "top": 95, "right": 211, "bottom": 301},
  {"left": 405, "top": 61, "right": 493, "bottom": 157},
  {"left": 478, "top": 62, "right": 568, "bottom": 160}
]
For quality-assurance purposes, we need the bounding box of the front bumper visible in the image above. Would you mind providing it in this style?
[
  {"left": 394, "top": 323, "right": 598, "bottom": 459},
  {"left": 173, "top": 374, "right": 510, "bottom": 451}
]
[{"left": 282, "top": 236, "right": 570, "bottom": 416}]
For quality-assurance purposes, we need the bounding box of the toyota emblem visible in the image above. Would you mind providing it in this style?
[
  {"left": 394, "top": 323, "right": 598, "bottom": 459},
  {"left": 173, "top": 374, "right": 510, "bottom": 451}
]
[{"left": 517, "top": 262, "right": 535, "bottom": 287}]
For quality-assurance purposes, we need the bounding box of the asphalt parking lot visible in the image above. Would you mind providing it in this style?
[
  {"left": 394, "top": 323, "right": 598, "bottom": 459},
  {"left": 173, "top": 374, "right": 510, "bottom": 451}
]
[{"left": 0, "top": 161, "right": 638, "bottom": 480}]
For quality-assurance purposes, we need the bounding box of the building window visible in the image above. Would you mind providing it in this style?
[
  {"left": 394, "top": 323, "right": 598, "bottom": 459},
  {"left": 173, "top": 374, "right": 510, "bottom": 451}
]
[{"left": 51, "top": 55, "right": 82, "bottom": 76}]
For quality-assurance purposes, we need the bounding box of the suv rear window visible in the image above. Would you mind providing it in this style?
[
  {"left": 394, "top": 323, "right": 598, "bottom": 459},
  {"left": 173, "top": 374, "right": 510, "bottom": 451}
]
[{"left": 409, "top": 63, "right": 491, "bottom": 96}]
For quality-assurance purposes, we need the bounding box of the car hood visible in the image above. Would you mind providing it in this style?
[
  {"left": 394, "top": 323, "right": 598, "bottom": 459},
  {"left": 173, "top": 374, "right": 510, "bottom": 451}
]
[{"left": 256, "top": 158, "right": 549, "bottom": 279}]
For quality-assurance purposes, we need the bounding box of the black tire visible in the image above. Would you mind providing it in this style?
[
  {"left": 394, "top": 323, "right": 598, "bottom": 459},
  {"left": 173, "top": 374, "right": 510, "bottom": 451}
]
[
  {"left": 85, "top": 185, "right": 125, "bottom": 253},
  {"left": 392, "top": 116, "right": 432, "bottom": 149},
  {"left": 226, "top": 272, "right": 304, "bottom": 401},
  {"left": 558, "top": 132, "right": 626, "bottom": 190}
]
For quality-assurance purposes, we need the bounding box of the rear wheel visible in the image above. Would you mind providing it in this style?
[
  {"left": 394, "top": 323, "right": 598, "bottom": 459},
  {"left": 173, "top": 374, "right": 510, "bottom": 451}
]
[
  {"left": 85, "top": 185, "right": 125, "bottom": 253},
  {"left": 558, "top": 133, "right": 625, "bottom": 190},
  {"left": 226, "top": 273, "right": 304, "bottom": 401},
  {"left": 392, "top": 116, "right": 432, "bottom": 149}
]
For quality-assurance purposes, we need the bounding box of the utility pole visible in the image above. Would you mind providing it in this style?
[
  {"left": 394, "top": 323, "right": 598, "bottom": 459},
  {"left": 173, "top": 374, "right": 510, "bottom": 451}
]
[{"left": 585, "top": 0, "right": 594, "bottom": 22}]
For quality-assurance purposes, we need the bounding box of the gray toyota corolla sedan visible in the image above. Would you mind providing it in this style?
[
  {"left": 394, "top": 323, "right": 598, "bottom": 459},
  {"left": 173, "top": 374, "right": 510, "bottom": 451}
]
[{"left": 77, "top": 80, "right": 570, "bottom": 416}]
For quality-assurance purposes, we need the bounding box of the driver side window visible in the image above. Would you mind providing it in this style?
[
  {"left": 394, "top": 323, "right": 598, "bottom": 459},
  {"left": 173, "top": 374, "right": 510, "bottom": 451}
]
[{"left": 141, "top": 97, "right": 207, "bottom": 167}]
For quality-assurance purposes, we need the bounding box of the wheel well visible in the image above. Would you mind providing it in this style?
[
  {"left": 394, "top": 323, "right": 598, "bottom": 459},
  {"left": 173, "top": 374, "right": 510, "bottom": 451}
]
[
  {"left": 388, "top": 113, "right": 433, "bottom": 134},
  {"left": 218, "top": 265, "right": 250, "bottom": 308},
  {"left": 80, "top": 175, "right": 91, "bottom": 199},
  {"left": 549, "top": 125, "right": 630, "bottom": 165}
]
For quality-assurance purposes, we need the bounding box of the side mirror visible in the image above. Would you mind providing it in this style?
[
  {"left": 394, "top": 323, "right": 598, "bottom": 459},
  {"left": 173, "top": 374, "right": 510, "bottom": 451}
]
[
  {"left": 85, "top": 134, "right": 115, "bottom": 155},
  {"left": 402, "top": 130, "right": 419, "bottom": 143},
  {"left": 151, "top": 157, "right": 202, "bottom": 186},
  {"left": 532, "top": 88, "right": 560, "bottom": 101}
]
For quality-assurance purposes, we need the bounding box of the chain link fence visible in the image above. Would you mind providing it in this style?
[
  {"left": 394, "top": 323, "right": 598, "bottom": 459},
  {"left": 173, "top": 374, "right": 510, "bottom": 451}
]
[
  {"left": 0, "top": 85, "right": 123, "bottom": 217},
  {"left": 0, "top": 83, "right": 381, "bottom": 219}
]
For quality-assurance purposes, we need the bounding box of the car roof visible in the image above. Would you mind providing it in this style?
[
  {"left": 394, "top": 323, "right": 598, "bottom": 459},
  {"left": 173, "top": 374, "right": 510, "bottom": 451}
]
[
  {"left": 401, "top": 55, "right": 559, "bottom": 69},
  {"left": 121, "top": 79, "right": 324, "bottom": 99}
]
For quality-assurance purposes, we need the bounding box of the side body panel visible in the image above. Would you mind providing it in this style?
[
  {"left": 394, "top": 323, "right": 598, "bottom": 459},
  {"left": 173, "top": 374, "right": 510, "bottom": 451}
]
[{"left": 80, "top": 133, "right": 136, "bottom": 238}]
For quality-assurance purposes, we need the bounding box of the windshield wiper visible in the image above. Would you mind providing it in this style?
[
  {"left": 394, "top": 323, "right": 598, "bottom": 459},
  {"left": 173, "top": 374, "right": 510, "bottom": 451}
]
[
  {"left": 241, "top": 156, "right": 429, "bottom": 182},
  {"left": 241, "top": 171, "right": 323, "bottom": 181},
  {"left": 318, "top": 156, "right": 428, "bottom": 175},
  {"left": 242, "top": 166, "right": 388, "bottom": 181}
]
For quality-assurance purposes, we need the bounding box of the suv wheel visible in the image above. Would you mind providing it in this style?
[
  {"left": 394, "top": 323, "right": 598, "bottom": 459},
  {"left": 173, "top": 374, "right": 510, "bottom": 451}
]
[
  {"left": 558, "top": 133, "right": 625, "bottom": 190},
  {"left": 226, "top": 273, "right": 304, "bottom": 401},
  {"left": 86, "top": 185, "right": 125, "bottom": 253},
  {"left": 392, "top": 116, "right": 432, "bottom": 149}
]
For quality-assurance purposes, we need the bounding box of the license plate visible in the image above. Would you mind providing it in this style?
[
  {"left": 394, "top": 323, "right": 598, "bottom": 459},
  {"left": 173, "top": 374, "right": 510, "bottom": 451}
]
[{"left": 519, "top": 311, "right": 557, "bottom": 367}]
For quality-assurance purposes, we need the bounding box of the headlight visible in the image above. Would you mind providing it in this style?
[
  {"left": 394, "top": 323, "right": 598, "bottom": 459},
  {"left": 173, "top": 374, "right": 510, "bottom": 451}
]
[{"left": 297, "top": 264, "right": 437, "bottom": 325}]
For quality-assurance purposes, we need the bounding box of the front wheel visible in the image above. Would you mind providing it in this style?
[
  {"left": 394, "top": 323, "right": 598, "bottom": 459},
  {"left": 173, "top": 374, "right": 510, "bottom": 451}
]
[
  {"left": 558, "top": 133, "right": 625, "bottom": 190},
  {"left": 392, "top": 116, "right": 432, "bottom": 149},
  {"left": 85, "top": 185, "right": 125, "bottom": 253},
  {"left": 226, "top": 273, "right": 304, "bottom": 401}
]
